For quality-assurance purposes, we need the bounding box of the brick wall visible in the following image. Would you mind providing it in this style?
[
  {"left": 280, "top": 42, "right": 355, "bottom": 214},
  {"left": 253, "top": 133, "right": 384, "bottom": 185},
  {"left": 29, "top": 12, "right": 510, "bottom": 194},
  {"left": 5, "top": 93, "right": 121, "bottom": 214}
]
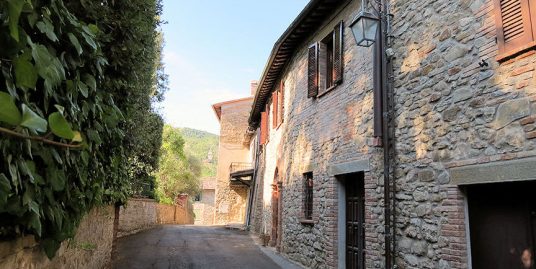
[{"left": 0, "top": 206, "right": 114, "bottom": 269}]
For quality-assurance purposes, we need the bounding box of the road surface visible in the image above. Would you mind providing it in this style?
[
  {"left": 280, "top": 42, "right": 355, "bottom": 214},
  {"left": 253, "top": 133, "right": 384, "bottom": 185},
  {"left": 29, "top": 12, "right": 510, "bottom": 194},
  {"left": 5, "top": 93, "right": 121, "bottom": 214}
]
[{"left": 112, "top": 225, "right": 283, "bottom": 269}]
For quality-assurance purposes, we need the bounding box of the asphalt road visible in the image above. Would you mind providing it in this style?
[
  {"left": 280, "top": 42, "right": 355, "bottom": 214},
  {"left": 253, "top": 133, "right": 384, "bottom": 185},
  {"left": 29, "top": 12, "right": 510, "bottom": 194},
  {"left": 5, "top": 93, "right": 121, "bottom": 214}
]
[{"left": 112, "top": 225, "right": 282, "bottom": 269}]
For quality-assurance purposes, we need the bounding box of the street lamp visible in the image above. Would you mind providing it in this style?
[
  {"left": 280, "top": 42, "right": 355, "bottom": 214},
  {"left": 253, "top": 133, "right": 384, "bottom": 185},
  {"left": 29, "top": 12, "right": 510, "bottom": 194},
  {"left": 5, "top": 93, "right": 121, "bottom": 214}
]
[{"left": 349, "top": 0, "right": 380, "bottom": 47}]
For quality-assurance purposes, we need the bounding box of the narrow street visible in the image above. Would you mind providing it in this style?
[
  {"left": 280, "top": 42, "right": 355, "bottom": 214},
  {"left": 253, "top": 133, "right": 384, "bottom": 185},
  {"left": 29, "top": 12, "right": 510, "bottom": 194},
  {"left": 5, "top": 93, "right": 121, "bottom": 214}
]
[{"left": 112, "top": 226, "right": 284, "bottom": 269}]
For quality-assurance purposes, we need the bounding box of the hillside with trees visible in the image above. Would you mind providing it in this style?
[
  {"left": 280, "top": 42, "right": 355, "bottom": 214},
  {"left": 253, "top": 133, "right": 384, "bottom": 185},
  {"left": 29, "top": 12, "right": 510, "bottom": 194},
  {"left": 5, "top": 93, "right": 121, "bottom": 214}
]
[{"left": 179, "top": 128, "right": 218, "bottom": 178}]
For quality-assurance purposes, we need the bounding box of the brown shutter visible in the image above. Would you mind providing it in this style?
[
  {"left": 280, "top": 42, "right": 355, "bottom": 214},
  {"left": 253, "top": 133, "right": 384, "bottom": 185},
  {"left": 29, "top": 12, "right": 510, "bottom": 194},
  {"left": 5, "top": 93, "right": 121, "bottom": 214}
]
[
  {"left": 307, "top": 43, "right": 319, "bottom": 98},
  {"left": 266, "top": 104, "right": 270, "bottom": 142},
  {"left": 260, "top": 112, "right": 267, "bottom": 145},
  {"left": 333, "top": 21, "right": 343, "bottom": 84},
  {"left": 494, "top": 0, "right": 534, "bottom": 56},
  {"left": 272, "top": 91, "right": 278, "bottom": 128},
  {"left": 279, "top": 81, "right": 284, "bottom": 125}
]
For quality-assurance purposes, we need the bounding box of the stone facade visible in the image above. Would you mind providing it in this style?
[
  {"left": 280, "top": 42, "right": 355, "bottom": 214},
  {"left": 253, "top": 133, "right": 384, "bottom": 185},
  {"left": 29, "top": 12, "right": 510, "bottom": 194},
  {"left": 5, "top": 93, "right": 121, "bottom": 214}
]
[
  {"left": 247, "top": 0, "right": 536, "bottom": 268},
  {"left": 0, "top": 206, "right": 115, "bottom": 269},
  {"left": 390, "top": 0, "right": 536, "bottom": 268},
  {"left": 212, "top": 97, "right": 254, "bottom": 225},
  {"left": 194, "top": 179, "right": 216, "bottom": 225}
]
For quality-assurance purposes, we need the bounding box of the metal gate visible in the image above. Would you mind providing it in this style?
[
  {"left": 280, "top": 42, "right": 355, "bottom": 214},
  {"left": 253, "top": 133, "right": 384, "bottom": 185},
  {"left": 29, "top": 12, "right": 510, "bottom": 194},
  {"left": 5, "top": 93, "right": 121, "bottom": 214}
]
[
  {"left": 346, "top": 174, "right": 365, "bottom": 269},
  {"left": 468, "top": 181, "right": 536, "bottom": 269}
]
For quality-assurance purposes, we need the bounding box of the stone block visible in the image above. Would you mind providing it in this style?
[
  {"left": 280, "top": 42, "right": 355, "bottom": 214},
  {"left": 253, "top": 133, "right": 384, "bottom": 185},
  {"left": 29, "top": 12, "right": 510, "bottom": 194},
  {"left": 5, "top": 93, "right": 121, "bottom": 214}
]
[
  {"left": 492, "top": 98, "right": 531, "bottom": 129},
  {"left": 450, "top": 156, "right": 536, "bottom": 185}
]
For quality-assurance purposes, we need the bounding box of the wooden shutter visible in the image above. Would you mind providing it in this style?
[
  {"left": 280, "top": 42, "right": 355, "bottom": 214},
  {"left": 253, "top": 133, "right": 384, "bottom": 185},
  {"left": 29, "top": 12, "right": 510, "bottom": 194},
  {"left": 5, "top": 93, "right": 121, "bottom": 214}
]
[
  {"left": 307, "top": 43, "right": 319, "bottom": 98},
  {"left": 272, "top": 91, "right": 278, "bottom": 128},
  {"left": 260, "top": 112, "right": 267, "bottom": 145},
  {"left": 266, "top": 103, "right": 270, "bottom": 142},
  {"left": 494, "top": 0, "right": 534, "bottom": 56},
  {"left": 279, "top": 82, "right": 284, "bottom": 125},
  {"left": 333, "top": 21, "right": 343, "bottom": 84}
]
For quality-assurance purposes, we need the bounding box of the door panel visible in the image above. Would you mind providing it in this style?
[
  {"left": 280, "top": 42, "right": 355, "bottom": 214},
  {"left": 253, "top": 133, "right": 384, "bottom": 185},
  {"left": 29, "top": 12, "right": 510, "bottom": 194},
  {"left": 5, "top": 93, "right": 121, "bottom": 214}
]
[
  {"left": 468, "top": 181, "right": 536, "bottom": 269},
  {"left": 346, "top": 173, "right": 365, "bottom": 269}
]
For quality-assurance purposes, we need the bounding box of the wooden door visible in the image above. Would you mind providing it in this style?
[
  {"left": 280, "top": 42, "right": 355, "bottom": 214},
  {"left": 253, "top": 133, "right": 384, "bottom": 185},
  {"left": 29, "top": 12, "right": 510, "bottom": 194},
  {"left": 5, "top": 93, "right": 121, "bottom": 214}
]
[
  {"left": 271, "top": 183, "right": 280, "bottom": 247},
  {"left": 346, "top": 174, "right": 365, "bottom": 269},
  {"left": 468, "top": 181, "right": 536, "bottom": 269}
]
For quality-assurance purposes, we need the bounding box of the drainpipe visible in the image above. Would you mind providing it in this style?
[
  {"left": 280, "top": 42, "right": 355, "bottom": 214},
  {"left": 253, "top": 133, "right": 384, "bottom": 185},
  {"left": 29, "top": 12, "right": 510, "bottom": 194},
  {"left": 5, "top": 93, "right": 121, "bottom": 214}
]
[
  {"left": 246, "top": 131, "right": 261, "bottom": 227},
  {"left": 376, "top": 0, "right": 395, "bottom": 267}
]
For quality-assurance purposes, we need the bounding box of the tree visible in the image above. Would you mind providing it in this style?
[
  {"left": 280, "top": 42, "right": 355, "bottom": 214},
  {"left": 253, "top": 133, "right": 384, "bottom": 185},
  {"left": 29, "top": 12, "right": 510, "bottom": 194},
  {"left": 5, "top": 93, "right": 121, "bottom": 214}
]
[
  {"left": 155, "top": 126, "right": 201, "bottom": 204},
  {"left": 0, "top": 0, "right": 165, "bottom": 257}
]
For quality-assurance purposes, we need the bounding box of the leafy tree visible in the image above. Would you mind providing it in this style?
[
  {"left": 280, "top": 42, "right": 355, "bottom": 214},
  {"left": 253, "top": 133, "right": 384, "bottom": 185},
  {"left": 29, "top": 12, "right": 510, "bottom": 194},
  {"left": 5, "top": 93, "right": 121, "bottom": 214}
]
[
  {"left": 0, "top": 0, "right": 165, "bottom": 257},
  {"left": 155, "top": 126, "right": 201, "bottom": 204}
]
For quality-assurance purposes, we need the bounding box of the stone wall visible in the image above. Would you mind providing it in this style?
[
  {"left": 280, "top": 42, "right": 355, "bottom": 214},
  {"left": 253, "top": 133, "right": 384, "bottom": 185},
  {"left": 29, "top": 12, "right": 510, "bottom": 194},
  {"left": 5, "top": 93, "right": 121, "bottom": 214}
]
[
  {"left": 390, "top": 0, "right": 536, "bottom": 268},
  {"left": 250, "top": 0, "right": 536, "bottom": 268},
  {"left": 0, "top": 206, "right": 114, "bottom": 269},
  {"left": 118, "top": 198, "right": 194, "bottom": 237},
  {"left": 117, "top": 198, "right": 158, "bottom": 237},
  {"left": 250, "top": 1, "right": 388, "bottom": 268},
  {"left": 214, "top": 98, "right": 253, "bottom": 225}
]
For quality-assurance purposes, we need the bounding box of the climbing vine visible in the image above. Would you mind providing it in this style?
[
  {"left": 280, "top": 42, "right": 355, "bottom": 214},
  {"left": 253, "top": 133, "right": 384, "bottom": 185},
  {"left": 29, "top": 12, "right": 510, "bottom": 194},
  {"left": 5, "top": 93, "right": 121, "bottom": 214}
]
[{"left": 0, "top": 0, "right": 165, "bottom": 258}]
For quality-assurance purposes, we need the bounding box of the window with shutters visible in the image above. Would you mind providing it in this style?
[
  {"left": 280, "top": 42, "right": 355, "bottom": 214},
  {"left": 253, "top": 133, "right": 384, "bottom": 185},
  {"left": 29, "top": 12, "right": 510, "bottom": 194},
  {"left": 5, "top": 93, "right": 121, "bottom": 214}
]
[
  {"left": 308, "top": 21, "right": 343, "bottom": 98},
  {"left": 494, "top": 0, "right": 536, "bottom": 61}
]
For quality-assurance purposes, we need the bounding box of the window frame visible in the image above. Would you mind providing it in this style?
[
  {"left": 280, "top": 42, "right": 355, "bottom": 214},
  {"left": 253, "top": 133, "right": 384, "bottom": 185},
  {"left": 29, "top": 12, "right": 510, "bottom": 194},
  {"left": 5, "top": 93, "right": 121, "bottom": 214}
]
[
  {"left": 302, "top": 172, "right": 314, "bottom": 222},
  {"left": 307, "top": 21, "right": 344, "bottom": 98}
]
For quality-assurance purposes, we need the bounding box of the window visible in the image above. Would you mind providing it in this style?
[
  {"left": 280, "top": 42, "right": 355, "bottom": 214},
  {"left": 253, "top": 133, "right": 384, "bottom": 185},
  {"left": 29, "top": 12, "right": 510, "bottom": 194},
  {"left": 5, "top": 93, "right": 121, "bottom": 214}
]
[
  {"left": 494, "top": 0, "right": 536, "bottom": 60},
  {"left": 272, "top": 81, "right": 285, "bottom": 128},
  {"left": 303, "top": 172, "right": 314, "bottom": 220},
  {"left": 308, "top": 21, "right": 343, "bottom": 97}
]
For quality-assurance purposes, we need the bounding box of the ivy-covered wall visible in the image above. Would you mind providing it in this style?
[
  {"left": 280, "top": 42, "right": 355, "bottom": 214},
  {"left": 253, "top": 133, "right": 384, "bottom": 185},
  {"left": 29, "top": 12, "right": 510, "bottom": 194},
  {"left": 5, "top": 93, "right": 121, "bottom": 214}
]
[{"left": 0, "top": 0, "right": 165, "bottom": 258}]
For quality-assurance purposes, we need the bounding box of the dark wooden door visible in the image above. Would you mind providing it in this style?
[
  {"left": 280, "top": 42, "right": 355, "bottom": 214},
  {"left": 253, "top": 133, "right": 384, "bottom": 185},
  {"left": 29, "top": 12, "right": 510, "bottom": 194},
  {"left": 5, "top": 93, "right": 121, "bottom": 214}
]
[
  {"left": 346, "top": 174, "right": 365, "bottom": 269},
  {"left": 468, "top": 181, "right": 536, "bottom": 269}
]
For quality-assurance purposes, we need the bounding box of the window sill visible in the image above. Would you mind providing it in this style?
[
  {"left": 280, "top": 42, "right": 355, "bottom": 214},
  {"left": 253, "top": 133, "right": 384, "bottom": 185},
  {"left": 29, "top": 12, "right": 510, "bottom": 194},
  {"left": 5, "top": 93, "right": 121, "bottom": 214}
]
[
  {"left": 317, "top": 84, "right": 339, "bottom": 98},
  {"left": 496, "top": 41, "right": 536, "bottom": 62},
  {"left": 299, "top": 219, "right": 315, "bottom": 225}
]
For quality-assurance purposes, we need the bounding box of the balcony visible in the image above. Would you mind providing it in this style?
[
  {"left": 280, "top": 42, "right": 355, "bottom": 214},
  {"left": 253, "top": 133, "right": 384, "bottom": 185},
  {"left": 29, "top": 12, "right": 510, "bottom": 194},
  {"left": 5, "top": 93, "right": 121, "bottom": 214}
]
[{"left": 229, "top": 162, "right": 254, "bottom": 187}]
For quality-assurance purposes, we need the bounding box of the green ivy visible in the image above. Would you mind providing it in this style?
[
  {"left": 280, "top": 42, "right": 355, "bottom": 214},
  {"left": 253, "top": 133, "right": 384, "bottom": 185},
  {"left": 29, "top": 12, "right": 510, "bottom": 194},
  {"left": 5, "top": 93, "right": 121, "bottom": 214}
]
[{"left": 0, "top": 0, "right": 165, "bottom": 258}]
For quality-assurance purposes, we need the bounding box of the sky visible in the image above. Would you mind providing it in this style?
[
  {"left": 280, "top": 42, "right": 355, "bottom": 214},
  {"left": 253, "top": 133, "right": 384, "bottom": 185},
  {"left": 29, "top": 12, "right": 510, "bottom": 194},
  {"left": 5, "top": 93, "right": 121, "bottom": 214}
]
[{"left": 160, "top": 0, "right": 309, "bottom": 135}]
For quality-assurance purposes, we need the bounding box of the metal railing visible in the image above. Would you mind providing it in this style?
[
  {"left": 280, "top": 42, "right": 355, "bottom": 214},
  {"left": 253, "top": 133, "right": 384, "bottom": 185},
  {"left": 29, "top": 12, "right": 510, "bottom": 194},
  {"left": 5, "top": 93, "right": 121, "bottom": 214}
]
[{"left": 229, "top": 162, "right": 253, "bottom": 174}]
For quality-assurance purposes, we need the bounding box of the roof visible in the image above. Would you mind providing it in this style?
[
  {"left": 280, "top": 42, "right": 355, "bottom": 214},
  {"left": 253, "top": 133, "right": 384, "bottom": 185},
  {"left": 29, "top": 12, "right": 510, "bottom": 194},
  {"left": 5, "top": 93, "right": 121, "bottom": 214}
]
[
  {"left": 212, "top": 96, "right": 254, "bottom": 121},
  {"left": 248, "top": 0, "right": 350, "bottom": 129}
]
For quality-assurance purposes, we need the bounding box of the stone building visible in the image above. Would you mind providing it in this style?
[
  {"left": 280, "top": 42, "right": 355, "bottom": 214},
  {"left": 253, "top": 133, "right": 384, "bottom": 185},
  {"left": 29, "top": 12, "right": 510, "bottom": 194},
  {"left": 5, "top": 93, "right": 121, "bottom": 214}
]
[
  {"left": 212, "top": 92, "right": 255, "bottom": 225},
  {"left": 193, "top": 178, "right": 216, "bottom": 225},
  {"left": 245, "top": 0, "right": 536, "bottom": 268}
]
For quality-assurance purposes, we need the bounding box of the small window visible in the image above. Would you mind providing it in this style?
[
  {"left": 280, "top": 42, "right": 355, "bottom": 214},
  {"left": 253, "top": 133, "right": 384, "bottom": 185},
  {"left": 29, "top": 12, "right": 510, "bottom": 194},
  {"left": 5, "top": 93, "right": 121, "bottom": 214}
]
[
  {"left": 194, "top": 193, "right": 201, "bottom": 202},
  {"left": 303, "top": 172, "right": 314, "bottom": 220},
  {"left": 308, "top": 21, "right": 343, "bottom": 97},
  {"left": 494, "top": 0, "right": 536, "bottom": 60}
]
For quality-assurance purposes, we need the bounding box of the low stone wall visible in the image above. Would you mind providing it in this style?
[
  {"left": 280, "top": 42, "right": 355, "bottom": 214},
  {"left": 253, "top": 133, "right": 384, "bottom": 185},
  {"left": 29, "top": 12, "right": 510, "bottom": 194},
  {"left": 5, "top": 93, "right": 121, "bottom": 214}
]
[
  {"left": 117, "top": 198, "right": 158, "bottom": 237},
  {"left": 118, "top": 198, "right": 194, "bottom": 237},
  {"left": 0, "top": 206, "right": 115, "bottom": 269}
]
